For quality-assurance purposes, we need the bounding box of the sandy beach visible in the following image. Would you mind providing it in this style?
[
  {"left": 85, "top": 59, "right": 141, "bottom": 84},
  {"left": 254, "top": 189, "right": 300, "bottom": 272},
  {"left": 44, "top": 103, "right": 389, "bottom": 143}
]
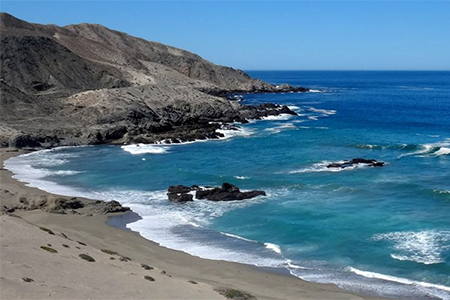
[{"left": 0, "top": 149, "right": 386, "bottom": 300}]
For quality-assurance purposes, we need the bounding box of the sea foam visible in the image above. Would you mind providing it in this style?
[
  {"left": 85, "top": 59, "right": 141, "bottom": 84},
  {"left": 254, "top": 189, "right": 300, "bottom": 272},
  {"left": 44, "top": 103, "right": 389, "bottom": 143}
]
[
  {"left": 372, "top": 230, "right": 450, "bottom": 265},
  {"left": 121, "top": 144, "right": 170, "bottom": 154}
]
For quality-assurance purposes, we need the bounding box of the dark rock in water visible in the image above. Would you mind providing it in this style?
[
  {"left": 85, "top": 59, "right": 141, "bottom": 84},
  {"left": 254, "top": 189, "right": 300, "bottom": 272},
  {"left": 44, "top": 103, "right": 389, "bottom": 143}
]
[
  {"left": 327, "top": 158, "right": 385, "bottom": 169},
  {"left": 167, "top": 192, "right": 194, "bottom": 203},
  {"left": 167, "top": 185, "right": 195, "bottom": 202},
  {"left": 167, "top": 183, "right": 266, "bottom": 203},
  {"left": 168, "top": 185, "right": 193, "bottom": 194}
]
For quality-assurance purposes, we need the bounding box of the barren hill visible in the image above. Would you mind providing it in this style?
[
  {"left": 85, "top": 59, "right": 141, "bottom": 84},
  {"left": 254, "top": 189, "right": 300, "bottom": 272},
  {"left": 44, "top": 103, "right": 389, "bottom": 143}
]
[{"left": 0, "top": 13, "right": 307, "bottom": 148}]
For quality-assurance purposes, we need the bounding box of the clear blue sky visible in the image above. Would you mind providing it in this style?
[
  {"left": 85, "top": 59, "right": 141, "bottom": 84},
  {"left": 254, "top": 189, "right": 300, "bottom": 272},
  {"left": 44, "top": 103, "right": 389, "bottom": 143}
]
[{"left": 1, "top": 1, "right": 449, "bottom": 70}]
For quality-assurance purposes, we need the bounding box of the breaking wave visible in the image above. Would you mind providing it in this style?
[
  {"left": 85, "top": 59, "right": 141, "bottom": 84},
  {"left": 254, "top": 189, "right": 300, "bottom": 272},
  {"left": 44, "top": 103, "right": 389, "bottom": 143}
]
[
  {"left": 288, "top": 160, "right": 375, "bottom": 174},
  {"left": 121, "top": 144, "right": 170, "bottom": 154}
]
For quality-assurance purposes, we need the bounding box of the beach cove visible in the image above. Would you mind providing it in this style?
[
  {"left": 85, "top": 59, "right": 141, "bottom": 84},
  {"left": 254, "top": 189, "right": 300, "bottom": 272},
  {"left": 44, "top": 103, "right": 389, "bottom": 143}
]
[{"left": 2, "top": 71, "right": 450, "bottom": 299}]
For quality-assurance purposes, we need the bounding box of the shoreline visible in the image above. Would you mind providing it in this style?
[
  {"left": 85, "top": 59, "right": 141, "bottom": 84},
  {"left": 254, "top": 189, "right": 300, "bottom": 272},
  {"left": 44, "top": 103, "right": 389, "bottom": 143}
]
[{"left": 1, "top": 148, "right": 389, "bottom": 300}]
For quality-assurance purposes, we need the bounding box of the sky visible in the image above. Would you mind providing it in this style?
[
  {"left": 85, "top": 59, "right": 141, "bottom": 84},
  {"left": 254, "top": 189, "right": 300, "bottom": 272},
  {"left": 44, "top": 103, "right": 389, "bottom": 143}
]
[{"left": 1, "top": 1, "right": 449, "bottom": 71}]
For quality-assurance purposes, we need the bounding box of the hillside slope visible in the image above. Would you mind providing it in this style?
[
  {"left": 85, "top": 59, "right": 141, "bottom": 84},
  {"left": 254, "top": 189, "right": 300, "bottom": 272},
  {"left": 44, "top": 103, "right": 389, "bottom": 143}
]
[{"left": 0, "top": 13, "right": 306, "bottom": 148}]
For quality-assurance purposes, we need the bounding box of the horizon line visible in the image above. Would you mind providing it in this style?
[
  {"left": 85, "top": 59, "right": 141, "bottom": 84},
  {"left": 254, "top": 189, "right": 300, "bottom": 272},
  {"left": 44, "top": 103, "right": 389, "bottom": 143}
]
[{"left": 244, "top": 69, "right": 450, "bottom": 72}]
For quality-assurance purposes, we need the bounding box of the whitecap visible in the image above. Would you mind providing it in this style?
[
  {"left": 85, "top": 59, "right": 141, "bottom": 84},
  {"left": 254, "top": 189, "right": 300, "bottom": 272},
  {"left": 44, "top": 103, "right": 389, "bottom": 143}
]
[
  {"left": 288, "top": 161, "right": 370, "bottom": 174},
  {"left": 121, "top": 144, "right": 170, "bottom": 154},
  {"left": 264, "top": 123, "right": 297, "bottom": 134},
  {"left": 261, "top": 114, "right": 294, "bottom": 121},
  {"left": 309, "top": 89, "right": 323, "bottom": 93},
  {"left": 372, "top": 230, "right": 450, "bottom": 265},
  {"left": 434, "top": 147, "right": 450, "bottom": 156},
  {"left": 306, "top": 107, "right": 336, "bottom": 115},
  {"left": 216, "top": 127, "right": 255, "bottom": 140},
  {"left": 220, "top": 232, "right": 257, "bottom": 243},
  {"left": 234, "top": 176, "right": 250, "bottom": 180},
  {"left": 264, "top": 242, "right": 282, "bottom": 254},
  {"left": 287, "top": 105, "right": 301, "bottom": 111}
]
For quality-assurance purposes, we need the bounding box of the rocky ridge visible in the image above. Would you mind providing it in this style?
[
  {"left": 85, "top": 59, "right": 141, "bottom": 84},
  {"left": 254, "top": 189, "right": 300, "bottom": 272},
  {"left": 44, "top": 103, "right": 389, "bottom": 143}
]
[{"left": 0, "top": 13, "right": 308, "bottom": 149}]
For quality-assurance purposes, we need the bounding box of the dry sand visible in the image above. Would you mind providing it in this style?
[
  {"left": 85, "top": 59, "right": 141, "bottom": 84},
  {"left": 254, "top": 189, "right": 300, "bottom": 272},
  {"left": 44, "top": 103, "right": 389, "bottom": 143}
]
[{"left": 0, "top": 149, "right": 386, "bottom": 300}]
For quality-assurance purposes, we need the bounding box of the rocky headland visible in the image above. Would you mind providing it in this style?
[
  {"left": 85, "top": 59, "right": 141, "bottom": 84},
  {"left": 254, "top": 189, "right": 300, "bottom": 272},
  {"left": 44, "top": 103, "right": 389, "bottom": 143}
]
[{"left": 0, "top": 13, "right": 308, "bottom": 149}]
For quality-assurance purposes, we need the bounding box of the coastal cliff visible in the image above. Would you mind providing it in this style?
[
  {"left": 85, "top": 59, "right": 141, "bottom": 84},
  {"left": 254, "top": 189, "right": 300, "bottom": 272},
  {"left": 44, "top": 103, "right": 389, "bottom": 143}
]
[{"left": 0, "top": 13, "right": 307, "bottom": 148}]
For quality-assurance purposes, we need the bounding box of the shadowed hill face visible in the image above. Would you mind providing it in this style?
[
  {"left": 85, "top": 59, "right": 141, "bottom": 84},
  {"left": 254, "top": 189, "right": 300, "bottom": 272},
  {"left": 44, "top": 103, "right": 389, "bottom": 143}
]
[
  {"left": 0, "top": 35, "right": 129, "bottom": 94},
  {"left": 0, "top": 12, "right": 267, "bottom": 92},
  {"left": 0, "top": 13, "right": 296, "bottom": 148}
]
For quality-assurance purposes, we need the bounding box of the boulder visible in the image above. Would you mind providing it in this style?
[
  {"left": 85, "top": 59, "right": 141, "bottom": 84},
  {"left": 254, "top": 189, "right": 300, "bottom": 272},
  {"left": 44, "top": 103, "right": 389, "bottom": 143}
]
[
  {"left": 168, "top": 185, "right": 193, "bottom": 194},
  {"left": 167, "top": 193, "right": 194, "bottom": 203}
]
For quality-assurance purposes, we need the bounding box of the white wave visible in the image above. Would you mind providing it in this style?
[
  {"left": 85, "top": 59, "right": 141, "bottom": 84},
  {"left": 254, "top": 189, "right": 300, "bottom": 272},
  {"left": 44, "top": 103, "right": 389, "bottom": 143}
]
[
  {"left": 264, "top": 123, "right": 297, "bottom": 134},
  {"left": 216, "top": 127, "right": 255, "bottom": 140},
  {"left": 348, "top": 267, "right": 450, "bottom": 294},
  {"left": 437, "top": 190, "right": 450, "bottom": 195},
  {"left": 308, "top": 116, "right": 319, "bottom": 121},
  {"left": 124, "top": 191, "right": 284, "bottom": 268},
  {"left": 285, "top": 260, "right": 310, "bottom": 270},
  {"left": 4, "top": 161, "right": 94, "bottom": 199},
  {"left": 121, "top": 144, "right": 170, "bottom": 155},
  {"left": 287, "top": 105, "right": 301, "bottom": 111},
  {"left": 309, "top": 89, "right": 323, "bottom": 93},
  {"left": 399, "top": 144, "right": 435, "bottom": 158},
  {"left": 399, "top": 139, "right": 450, "bottom": 158},
  {"left": 234, "top": 176, "right": 250, "bottom": 180},
  {"left": 288, "top": 161, "right": 368, "bottom": 174},
  {"left": 189, "top": 222, "right": 201, "bottom": 228},
  {"left": 261, "top": 114, "right": 293, "bottom": 121},
  {"left": 264, "top": 242, "right": 282, "bottom": 254},
  {"left": 434, "top": 147, "right": 450, "bottom": 156},
  {"left": 372, "top": 230, "right": 450, "bottom": 265},
  {"left": 306, "top": 107, "right": 336, "bottom": 115},
  {"left": 220, "top": 232, "right": 257, "bottom": 243}
]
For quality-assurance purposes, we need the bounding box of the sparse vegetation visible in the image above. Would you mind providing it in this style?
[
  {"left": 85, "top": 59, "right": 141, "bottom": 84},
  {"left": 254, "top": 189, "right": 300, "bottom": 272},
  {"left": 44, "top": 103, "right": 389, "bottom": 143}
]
[
  {"left": 141, "top": 264, "right": 154, "bottom": 270},
  {"left": 144, "top": 275, "right": 155, "bottom": 282},
  {"left": 62, "top": 244, "right": 70, "bottom": 248},
  {"left": 40, "top": 246, "right": 57, "bottom": 253},
  {"left": 77, "top": 241, "right": 87, "bottom": 246},
  {"left": 119, "top": 256, "right": 131, "bottom": 262},
  {"left": 160, "top": 270, "right": 171, "bottom": 277},
  {"left": 79, "top": 254, "right": 95, "bottom": 262},
  {"left": 101, "top": 249, "right": 118, "bottom": 255},
  {"left": 215, "top": 288, "right": 256, "bottom": 300},
  {"left": 22, "top": 277, "right": 34, "bottom": 283},
  {"left": 39, "top": 227, "right": 55, "bottom": 235},
  {"left": 188, "top": 280, "right": 198, "bottom": 284}
]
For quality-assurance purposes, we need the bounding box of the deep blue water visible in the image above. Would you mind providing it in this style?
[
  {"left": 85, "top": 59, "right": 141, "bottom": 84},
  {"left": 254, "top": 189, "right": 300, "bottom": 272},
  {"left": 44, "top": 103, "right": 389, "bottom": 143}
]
[{"left": 6, "top": 71, "right": 450, "bottom": 299}]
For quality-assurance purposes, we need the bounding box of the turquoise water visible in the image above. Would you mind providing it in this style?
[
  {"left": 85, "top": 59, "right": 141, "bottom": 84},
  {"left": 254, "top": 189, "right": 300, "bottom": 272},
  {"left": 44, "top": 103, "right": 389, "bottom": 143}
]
[{"left": 6, "top": 71, "right": 450, "bottom": 299}]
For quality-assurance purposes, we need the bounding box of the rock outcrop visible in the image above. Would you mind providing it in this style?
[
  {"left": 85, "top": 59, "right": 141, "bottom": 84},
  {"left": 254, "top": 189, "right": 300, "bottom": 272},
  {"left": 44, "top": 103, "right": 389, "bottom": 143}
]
[
  {"left": 167, "top": 183, "right": 266, "bottom": 203},
  {"left": 0, "top": 13, "right": 307, "bottom": 149},
  {"left": 327, "top": 158, "right": 385, "bottom": 169},
  {"left": 0, "top": 189, "right": 130, "bottom": 216}
]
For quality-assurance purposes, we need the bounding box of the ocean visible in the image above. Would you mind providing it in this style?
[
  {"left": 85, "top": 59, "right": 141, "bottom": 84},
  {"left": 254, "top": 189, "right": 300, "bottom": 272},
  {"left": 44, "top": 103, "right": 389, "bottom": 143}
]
[{"left": 5, "top": 71, "right": 450, "bottom": 299}]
